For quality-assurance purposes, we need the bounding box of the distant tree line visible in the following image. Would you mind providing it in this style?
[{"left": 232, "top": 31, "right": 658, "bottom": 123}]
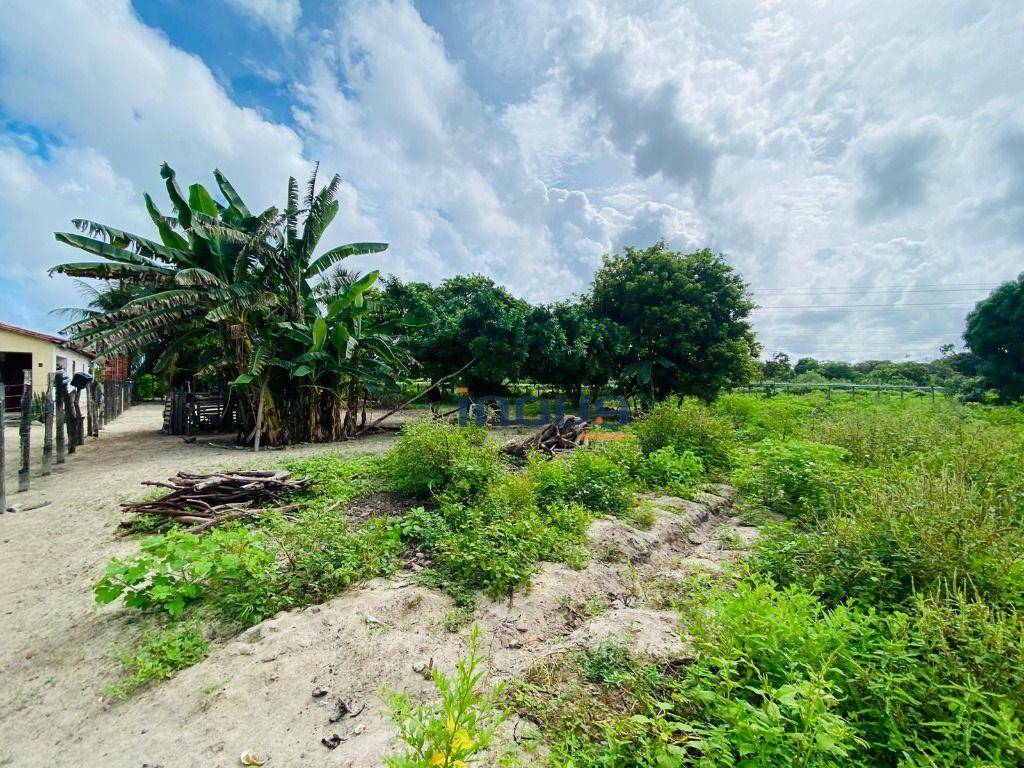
[{"left": 757, "top": 272, "right": 1024, "bottom": 402}]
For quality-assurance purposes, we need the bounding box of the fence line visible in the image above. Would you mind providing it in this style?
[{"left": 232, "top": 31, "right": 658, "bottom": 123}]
[
  {"left": 739, "top": 380, "right": 944, "bottom": 401},
  {"left": 1, "top": 372, "right": 134, "bottom": 502}
]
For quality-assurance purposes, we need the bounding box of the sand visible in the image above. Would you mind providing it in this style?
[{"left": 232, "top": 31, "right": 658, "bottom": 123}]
[{"left": 0, "top": 403, "right": 754, "bottom": 768}]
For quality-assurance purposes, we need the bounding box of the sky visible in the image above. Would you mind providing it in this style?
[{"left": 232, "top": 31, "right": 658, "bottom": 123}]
[{"left": 1, "top": 0, "right": 1022, "bottom": 362}]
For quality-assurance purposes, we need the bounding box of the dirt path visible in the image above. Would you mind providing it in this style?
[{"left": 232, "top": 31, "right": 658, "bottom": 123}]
[
  {"left": 0, "top": 405, "right": 755, "bottom": 767},
  {"left": 0, "top": 404, "right": 394, "bottom": 767}
]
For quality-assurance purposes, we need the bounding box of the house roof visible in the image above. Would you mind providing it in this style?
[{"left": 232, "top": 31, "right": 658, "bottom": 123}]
[{"left": 0, "top": 322, "right": 95, "bottom": 358}]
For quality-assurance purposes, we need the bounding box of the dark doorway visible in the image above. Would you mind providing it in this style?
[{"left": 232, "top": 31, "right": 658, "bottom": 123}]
[{"left": 0, "top": 351, "right": 33, "bottom": 411}]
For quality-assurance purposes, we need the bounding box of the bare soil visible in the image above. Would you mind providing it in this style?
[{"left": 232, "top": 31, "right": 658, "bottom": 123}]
[{"left": 0, "top": 403, "right": 755, "bottom": 768}]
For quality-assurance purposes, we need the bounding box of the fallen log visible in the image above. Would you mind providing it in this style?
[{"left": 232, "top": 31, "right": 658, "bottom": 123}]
[
  {"left": 119, "top": 469, "right": 310, "bottom": 533},
  {"left": 501, "top": 415, "right": 590, "bottom": 458}
]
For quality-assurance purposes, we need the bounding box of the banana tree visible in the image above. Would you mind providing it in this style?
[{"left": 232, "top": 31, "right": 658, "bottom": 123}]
[{"left": 52, "top": 163, "right": 399, "bottom": 445}]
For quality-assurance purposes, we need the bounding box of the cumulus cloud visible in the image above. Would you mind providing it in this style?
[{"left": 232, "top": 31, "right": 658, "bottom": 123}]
[
  {"left": 1, "top": 0, "right": 1023, "bottom": 362},
  {"left": 856, "top": 120, "right": 945, "bottom": 221},
  {"left": 0, "top": 0, "right": 309, "bottom": 331},
  {"left": 223, "top": 0, "right": 302, "bottom": 37}
]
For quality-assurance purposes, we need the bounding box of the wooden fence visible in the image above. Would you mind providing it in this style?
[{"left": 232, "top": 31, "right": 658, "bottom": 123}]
[
  {"left": 162, "top": 389, "right": 236, "bottom": 436},
  {"left": 1, "top": 371, "right": 133, "bottom": 511},
  {"left": 739, "top": 381, "right": 945, "bottom": 401}
]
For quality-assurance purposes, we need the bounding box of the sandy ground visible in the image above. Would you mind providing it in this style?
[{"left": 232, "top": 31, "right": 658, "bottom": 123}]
[{"left": 0, "top": 403, "right": 754, "bottom": 768}]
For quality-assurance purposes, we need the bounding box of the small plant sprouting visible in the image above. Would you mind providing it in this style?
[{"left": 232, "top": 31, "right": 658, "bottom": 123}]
[{"left": 385, "top": 625, "right": 506, "bottom": 768}]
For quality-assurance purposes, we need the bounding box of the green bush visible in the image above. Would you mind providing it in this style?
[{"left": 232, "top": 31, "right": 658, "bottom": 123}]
[
  {"left": 734, "top": 439, "right": 855, "bottom": 522},
  {"left": 105, "top": 623, "right": 209, "bottom": 699},
  {"left": 278, "top": 511, "right": 402, "bottom": 602},
  {"left": 636, "top": 446, "right": 703, "bottom": 496},
  {"left": 400, "top": 473, "right": 592, "bottom": 599},
  {"left": 676, "top": 575, "right": 1024, "bottom": 767},
  {"left": 94, "top": 526, "right": 281, "bottom": 624},
  {"left": 383, "top": 418, "right": 504, "bottom": 500},
  {"left": 632, "top": 398, "right": 734, "bottom": 476},
  {"left": 530, "top": 449, "right": 634, "bottom": 517},
  {"left": 714, "top": 392, "right": 825, "bottom": 441},
  {"left": 813, "top": 402, "right": 964, "bottom": 467},
  {"left": 751, "top": 465, "right": 1024, "bottom": 608}
]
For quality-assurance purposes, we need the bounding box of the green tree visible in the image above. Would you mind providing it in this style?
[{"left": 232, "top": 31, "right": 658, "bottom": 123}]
[
  {"left": 965, "top": 274, "right": 1024, "bottom": 401},
  {"left": 52, "top": 163, "right": 403, "bottom": 444},
  {"left": 591, "top": 242, "right": 758, "bottom": 400},
  {"left": 762, "top": 352, "right": 793, "bottom": 381},
  {"left": 793, "top": 357, "right": 821, "bottom": 376}
]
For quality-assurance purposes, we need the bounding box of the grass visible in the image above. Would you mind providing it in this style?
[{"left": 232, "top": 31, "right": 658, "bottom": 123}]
[
  {"left": 92, "top": 391, "right": 1024, "bottom": 768},
  {"left": 511, "top": 392, "right": 1024, "bottom": 767}
]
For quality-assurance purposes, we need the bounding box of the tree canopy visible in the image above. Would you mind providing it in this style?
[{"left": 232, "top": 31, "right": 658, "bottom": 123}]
[
  {"left": 590, "top": 242, "right": 759, "bottom": 400},
  {"left": 965, "top": 274, "right": 1024, "bottom": 402}
]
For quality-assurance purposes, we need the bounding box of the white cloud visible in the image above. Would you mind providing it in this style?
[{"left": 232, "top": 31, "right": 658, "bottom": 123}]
[
  {"left": 2, "top": 0, "right": 1023, "bottom": 362},
  {"left": 223, "top": 0, "right": 302, "bottom": 38},
  {"left": 0, "top": 0, "right": 312, "bottom": 332}
]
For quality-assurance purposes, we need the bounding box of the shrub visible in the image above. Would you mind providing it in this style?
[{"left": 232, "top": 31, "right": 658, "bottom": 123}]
[
  {"left": 94, "top": 526, "right": 281, "bottom": 624},
  {"left": 733, "top": 439, "right": 855, "bottom": 522},
  {"left": 636, "top": 446, "right": 703, "bottom": 496},
  {"left": 278, "top": 512, "right": 402, "bottom": 601},
  {"left": 632, "top": 398, "right": 734, "bottom": 476},
  {"left": 679, "top": 575, "right": 1024, "bottom": 767},
  {"left": 105, "top": 623, "right": 209, "bottom": 699},
  {"left": 386, "top": 626, "right": 505, "bottom": 768},
  {"left": 813, "top": 402, "right": 964, "bottom": 467},
  {"left": 751, "top": 464, "right": 1024, "bottom": 609},
  {"left": 529, "top": 449, "right": 634, "bottom": 518},
  {"left": 383, "top": 419, "right": 503, "bottom": 500},
  {"left": 713, "top": 392, "right": 824, "bottom": 441}
]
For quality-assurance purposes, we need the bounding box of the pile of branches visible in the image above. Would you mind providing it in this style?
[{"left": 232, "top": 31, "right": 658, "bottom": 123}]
[
  {"left": 120, "top": 469, "right": 311, "bottom": 533},
  {"left": 502, "top": 415, "right": 590, "bottom": 458}
]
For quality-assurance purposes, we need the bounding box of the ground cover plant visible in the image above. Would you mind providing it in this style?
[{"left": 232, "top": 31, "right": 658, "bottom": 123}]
[
  {"left": 512, "top": 392, "right": 1024, "bottom": 767},
  {"left": 94, "top": 416, "right": 707, "bottom": 695}
]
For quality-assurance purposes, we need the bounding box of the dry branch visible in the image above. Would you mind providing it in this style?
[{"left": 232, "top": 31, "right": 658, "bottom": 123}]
[
  {"left": 120, "top": 469, "right": 310, "bottom": 533},
  {"left": 501, "top": 415, "right": 590, "bottom": 458}
]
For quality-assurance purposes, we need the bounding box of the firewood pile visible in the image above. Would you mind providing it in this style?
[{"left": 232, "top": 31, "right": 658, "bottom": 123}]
[
  {"left": 502, "top": 415, "right": 591, "bottom": 457},
  {"left": 120, "top": 469, "right": 311, "bottom": 533}
]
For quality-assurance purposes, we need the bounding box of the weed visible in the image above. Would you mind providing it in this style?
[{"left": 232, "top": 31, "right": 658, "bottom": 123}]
[
  {"left": 383, "top": 419, "right": 503, "bottom": 501},
  {"left": 105, "top": 623, "right": 208, "bottom": 699},
  {"left": 386, "top": 626, "right": 506, "bottom": 767},
  {"left": 632, "top": 398, "right": 735, "bottom": 476}
]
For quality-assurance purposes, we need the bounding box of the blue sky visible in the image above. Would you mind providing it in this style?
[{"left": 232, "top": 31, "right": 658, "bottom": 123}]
[{"left": 1, "top": 0, "right": 1022, "bottom": 361}]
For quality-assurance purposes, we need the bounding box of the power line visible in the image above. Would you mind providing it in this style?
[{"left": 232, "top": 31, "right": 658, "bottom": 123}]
[
  {"left": 752, "top": 282, "right": 999, "bottom": 292},
  {"left": 752, "top": 287, "right": 994, "bottom": 296},
  {"left": 753, "top": 304, "right": 974, "bottom": 311}
]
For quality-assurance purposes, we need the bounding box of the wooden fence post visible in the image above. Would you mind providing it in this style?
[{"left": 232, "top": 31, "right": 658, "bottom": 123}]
[
  {"left": 42, "top": 374, "right": 54, "bottom": 475},
  {"left": 19, "top": 370, "right": 31, "bottom": 492},
  {"left": 73, "top": 388, "right": 85, "bottom": 447},
  {"left": 0, "top": 383, "right": 6, "bottom": 511},
  {"left": 56, "top": 379, "right": 66, "bottom": 463},
  {"left": 86, "top": 383, "right": 95, "bottom": 438}
]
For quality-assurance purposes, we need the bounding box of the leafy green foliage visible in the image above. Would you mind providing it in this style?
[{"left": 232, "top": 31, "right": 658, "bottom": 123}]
[
  {"left": 966, "top": 273, "right": 1024, "bottom": 402},
  {"left": 636, "top": 446, "right": 703, "bottom": 497},
  {"left": 53, "top": 164, "right": 405, "bottom": 445},
  {"left": 383, "top": 419, "right": 504, "bottom": 501},
  {"left": 105, "top": 623, "right": 209, "bottom": 699},
  {"left": 734, "top": 439, "right": 854, "bottom": 522},
  {"left": 94, "top": 526, "right": 281, "bottom": 624},
  {"left": 632, "top": 398, "right": 735, "bottom": 476},
  {"left": 591, "top": 242, "right": 758, "bottom": 400},
  {"left": 529, "top": 449, "right": 635, "bottom": 518},
  {"left": 386, "top": 626, "right": 506, "bottom": 767}
]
